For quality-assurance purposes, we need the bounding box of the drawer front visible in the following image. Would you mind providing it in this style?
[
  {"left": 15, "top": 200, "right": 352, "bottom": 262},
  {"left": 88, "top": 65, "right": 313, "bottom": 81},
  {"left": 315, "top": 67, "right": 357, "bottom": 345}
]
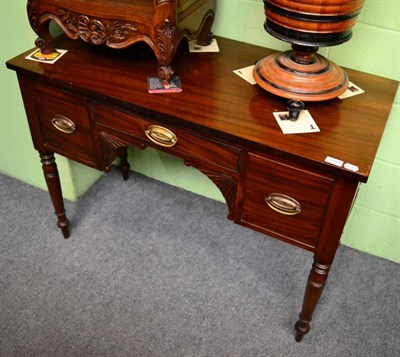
[
  {"left": 241, "top": 154, "right": 334, "bottom": 249},
  {"left": 94, "top": 103, "right": 240, "bottom": 171},
  {"left": 32, "top": 83, "right": 98, "bottom": 167}
]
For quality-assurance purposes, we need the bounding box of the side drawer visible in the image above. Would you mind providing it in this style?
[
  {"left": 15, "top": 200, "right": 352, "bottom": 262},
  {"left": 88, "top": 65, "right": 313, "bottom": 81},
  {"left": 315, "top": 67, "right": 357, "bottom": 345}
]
[
  {"left": 32, "top": 82, "right": 98, "bottom": 167},
  {"left": 241, "top": 154, "right": 334, "bottom": 249},
  {"left": 94, "top": 103, "right": 240, "bottom": 172}
]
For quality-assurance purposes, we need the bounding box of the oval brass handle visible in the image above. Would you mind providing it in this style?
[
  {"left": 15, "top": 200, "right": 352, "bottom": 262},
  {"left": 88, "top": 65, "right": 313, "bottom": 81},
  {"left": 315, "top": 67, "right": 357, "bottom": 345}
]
[
  {"left": 265, "top": 193, "right": 302, "bottom": 216},
  {"left": 144, "top": 125, "right": 177, "bottom": 148},
  {"left": 51, "top": 115, "right": 76, "bottom": 134}
]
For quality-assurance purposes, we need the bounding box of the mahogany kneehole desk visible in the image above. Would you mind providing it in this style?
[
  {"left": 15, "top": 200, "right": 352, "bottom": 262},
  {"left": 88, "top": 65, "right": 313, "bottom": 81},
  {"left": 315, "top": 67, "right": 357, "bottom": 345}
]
[{"left": 7, "top": 36, "right": 398, "bottom": 342}]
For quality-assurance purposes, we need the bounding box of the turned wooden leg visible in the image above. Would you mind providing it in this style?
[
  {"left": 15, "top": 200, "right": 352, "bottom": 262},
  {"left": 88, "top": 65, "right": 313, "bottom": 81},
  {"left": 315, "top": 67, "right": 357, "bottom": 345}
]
[
  {"left": 34, "top": 21, "right": 55, "bottom": 54},
  {"left": 293, "top": 179, "right": 358, "bottom": 342},
  {"left": 294, "top": 260, "right": 331, "bottom": 342},
  {"left": 119, "top": 148, "right": 130, "bottom": 181},
  {"left": 40, "top": 152, "right": 70, "bottom": 238}
]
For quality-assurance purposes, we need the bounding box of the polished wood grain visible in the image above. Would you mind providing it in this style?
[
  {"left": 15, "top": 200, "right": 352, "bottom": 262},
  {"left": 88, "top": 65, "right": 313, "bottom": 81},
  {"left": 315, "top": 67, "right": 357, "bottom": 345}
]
[
  {"left": 8, "top": 36, "right": 398, "bottom": 181},
  {"left": 6, "top": 36, "right": 398, "bottom": 342}
]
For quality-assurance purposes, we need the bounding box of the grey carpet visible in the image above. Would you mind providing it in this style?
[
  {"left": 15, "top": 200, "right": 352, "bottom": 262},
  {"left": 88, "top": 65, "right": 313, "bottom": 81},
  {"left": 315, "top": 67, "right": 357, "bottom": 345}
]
[{"left": 0, "top": 169, "right": 399, "bottom": 357}]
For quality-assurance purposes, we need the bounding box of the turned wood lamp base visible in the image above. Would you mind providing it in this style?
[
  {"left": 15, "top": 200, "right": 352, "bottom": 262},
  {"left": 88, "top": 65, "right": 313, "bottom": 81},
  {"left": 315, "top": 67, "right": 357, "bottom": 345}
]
[{"left": 253, "top": 45, "right": 349, "bottom": 102}]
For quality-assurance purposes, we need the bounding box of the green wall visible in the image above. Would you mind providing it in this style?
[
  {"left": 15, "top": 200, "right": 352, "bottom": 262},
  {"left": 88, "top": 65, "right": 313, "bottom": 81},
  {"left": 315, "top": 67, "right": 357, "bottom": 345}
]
[{"left": 1, "top": 1, "right": 399, "bottom": 262}]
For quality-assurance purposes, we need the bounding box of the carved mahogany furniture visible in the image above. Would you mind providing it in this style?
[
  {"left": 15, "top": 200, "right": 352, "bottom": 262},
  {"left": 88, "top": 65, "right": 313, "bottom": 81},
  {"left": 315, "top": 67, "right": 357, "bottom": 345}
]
[
  {"left": 27, "top": 0, "right": 216, "bottom": 82},
  {"left": 253, "top": 0, "right": 366, "bottom": 101},
  {"left": 6, "top": 36, "right": 398, "bottom": 342}
]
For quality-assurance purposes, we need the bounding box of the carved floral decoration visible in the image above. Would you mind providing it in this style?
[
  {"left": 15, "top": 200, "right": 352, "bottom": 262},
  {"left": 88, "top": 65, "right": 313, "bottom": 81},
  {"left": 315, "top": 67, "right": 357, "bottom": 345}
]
[
  {"left": 56, "top": 9, "right": 138, "bottom": 47},
  {"left": 156, "top": 19, "right": 176, "bottom": 65}
]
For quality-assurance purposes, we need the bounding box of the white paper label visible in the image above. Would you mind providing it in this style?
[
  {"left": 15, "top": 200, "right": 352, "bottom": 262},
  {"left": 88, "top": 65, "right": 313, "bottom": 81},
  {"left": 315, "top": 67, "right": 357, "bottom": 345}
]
[
  {"left": 233, "top": 65, "right": 257, "bottom": 85},
  {"left": 344, "top": 163, "right": 359, "bottom": 172},
  {"left": 325, "top": 156, "right": 344, "bottom": 167},
  {"left": 338, "top": 81, "right": 365, "bottom": 99},
  {"left": 273, "top": 110, "right": 320, "bottom": 134}
]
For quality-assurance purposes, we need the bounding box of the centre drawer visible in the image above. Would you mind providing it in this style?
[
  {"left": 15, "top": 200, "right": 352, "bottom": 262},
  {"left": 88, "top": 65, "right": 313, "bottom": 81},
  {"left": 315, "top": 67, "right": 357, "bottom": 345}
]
[
  {"left": 94, "top": 103, "right": 240, "bottom": 172},
  {"left": 241, "top": 153, "right": 334, "bottom": 249}
]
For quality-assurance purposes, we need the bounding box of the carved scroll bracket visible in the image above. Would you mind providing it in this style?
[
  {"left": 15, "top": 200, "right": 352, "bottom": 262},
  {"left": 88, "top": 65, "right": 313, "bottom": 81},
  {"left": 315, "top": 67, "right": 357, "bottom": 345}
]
[
  {"left": 98, "top": 132, "right": 143, "bottom": 172},
  {"left": 184, "top": 160, "right": 238, "bottom": 221}
]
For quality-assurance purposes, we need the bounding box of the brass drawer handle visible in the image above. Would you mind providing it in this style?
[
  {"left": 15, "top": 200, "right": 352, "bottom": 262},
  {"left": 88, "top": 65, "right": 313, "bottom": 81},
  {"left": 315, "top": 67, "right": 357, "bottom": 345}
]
[
  {"left": 266, "top": 193, "right": 302, "bottom": 216},
  {"left": 51, "top": 115, "right": 76, "bottom": 134},
  {"left": 145, "top": 125, "right": 177, "bottom": 148}
]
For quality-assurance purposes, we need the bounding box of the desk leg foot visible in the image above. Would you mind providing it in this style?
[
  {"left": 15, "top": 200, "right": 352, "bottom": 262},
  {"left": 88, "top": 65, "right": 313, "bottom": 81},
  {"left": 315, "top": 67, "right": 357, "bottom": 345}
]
[
  {"left": 294, "top": 259, "right": 331, "bottom": 342},
  {"left": 40, "top": 152, "right": 70, "bottom": 238},
  {"left": 119, "top": 148, "right": 130, "bottom": 181},
  {"left": 57, "top": 216, "right": 70, "bottom": 239},
  {"left": 294, "top": 318, "right": 310, "bottom": 342}
]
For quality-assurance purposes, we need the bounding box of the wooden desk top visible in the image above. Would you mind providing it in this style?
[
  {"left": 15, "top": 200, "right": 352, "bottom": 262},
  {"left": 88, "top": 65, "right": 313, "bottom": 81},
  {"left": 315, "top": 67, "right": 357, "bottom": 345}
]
[{"left": 7, "top": 36, "right": 398, "bottom": 182}]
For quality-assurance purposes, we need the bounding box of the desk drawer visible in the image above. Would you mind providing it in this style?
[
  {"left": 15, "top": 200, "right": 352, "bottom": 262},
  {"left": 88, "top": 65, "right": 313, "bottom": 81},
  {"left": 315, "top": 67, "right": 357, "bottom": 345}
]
[
  {"left": 241, "top": 154, "right": 334, "bottom": 249},
  {"left": 94, "top": 103, "right": 240, "bottom": 171},
  {"left": 32, "top": 83, "right": 98, "bottom": 167}
]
